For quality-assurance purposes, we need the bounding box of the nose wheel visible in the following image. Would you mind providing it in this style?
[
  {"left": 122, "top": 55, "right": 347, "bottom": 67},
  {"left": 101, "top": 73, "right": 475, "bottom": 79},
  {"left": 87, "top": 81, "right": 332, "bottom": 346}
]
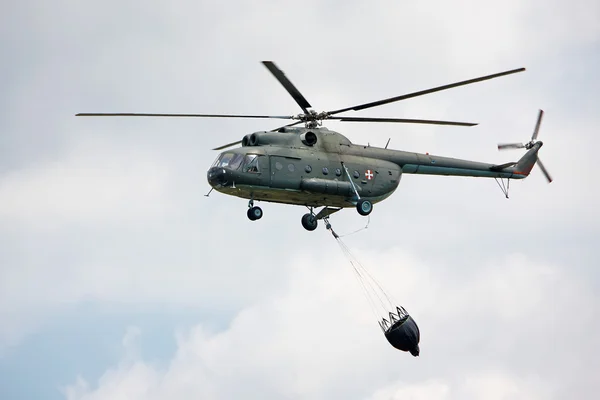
[{"left": 247, "top": 198, "right": 263, "bottom": 221}]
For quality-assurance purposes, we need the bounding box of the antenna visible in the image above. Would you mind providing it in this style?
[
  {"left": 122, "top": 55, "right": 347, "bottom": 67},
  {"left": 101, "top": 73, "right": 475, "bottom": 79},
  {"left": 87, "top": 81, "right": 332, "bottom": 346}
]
[{"left": 385, "top": 138, "right": 391, "bottom": 149}]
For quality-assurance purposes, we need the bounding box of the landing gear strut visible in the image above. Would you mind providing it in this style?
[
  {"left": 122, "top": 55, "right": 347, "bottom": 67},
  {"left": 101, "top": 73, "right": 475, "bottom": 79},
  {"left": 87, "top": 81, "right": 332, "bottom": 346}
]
[
  {"left": 341, "top": 161, "right": 374, "bottom": 217},
  {"left": 247, "top": 198, "right": 263, "bottom": 221}
]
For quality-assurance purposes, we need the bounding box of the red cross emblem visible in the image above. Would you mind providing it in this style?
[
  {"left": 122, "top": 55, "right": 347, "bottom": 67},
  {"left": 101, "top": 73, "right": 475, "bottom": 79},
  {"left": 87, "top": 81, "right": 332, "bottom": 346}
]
[{"left": 365, "top": 169, "right": 374, "bottom": 180}]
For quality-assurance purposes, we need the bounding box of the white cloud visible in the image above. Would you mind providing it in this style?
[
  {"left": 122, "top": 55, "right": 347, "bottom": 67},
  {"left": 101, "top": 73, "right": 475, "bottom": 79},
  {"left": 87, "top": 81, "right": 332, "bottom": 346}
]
[
  {"left": 367, "top": 370, "right": 553, "bottom": 400},
  {"left": 61, "top": 247, "right": 599, "bottom": 399},
  {"left": 367, "top": 380, "right": 450, "bottom": 400},
  {"left": 0, "top": 137, "right": 175, "bottom": 229},
  {"left": 460, "top": 371, "right": 551, "bottom": 400}
]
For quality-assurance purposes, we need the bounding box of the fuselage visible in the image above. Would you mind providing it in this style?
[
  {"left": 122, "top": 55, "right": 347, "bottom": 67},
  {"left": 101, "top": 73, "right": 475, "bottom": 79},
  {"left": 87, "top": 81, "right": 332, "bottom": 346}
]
[{"left": 207, "top": 126, "right": 536, "bottom": 208}]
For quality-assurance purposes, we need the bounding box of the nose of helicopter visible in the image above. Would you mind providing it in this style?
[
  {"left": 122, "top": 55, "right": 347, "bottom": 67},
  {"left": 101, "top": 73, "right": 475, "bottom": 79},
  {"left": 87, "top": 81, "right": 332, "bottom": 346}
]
[{"left": 207, "top": 167, "right": 228, "bottom": 187}]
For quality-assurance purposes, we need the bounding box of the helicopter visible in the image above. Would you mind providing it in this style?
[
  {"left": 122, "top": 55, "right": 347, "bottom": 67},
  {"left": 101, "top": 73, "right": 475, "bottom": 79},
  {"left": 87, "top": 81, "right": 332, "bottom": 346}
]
[{"left": 76, "top": 61, "right": 552, "bottom": 231}]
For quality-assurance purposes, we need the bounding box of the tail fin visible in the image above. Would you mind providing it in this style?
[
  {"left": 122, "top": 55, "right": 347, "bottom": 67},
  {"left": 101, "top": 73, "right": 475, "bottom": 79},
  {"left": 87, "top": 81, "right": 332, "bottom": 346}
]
[{"left": 514, "top": 142, "right": 543, "bottom": 176}]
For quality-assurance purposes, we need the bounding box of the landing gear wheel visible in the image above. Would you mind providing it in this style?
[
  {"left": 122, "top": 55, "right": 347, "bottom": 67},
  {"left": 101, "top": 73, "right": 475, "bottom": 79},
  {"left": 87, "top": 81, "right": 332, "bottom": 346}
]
[
  {"left": 301, "top": 213, "right": 318, "bottom": 231},
  {"left": 247, "top": 206, "right": 263, "bottom": 221},
  {"left": 356, "top": 199, "right": 373, "bottom": 216}
]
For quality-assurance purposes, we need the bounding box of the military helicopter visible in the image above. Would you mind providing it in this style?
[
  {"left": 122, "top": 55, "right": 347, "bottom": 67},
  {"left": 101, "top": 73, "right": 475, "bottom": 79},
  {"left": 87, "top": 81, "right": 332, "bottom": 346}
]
[{"left": 77, "top": 61, "right": 552, "bottom": 231}]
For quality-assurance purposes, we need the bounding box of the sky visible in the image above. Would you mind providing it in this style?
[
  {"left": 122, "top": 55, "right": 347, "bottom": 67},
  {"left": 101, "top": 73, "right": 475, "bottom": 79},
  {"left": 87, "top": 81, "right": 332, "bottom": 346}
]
[{"left": 1, "top": 0, "right": 599, "bottom": 399}]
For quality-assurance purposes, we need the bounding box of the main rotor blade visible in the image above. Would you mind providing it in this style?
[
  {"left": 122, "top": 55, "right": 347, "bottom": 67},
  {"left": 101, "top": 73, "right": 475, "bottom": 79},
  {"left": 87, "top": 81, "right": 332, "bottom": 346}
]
[
  {"left": 76, "top": 112, "right": 294, "bottom": 119},
  {"left": 329, "top": 116, "right": 477, "bottom": 126},
  {"left": 537, "top": 158, "right": 553, "bottom": 183},
  {"left": 531, "top": 109, "right": 544, "bottom": 141},
  {"left": 212, "top": 140, "right": 242, "bottom": 151},
  {"left": 498, "top": 142, "right": 525, "bottom": 150},
  {"left": 327, "top": 67, "right": 526, "bottom": 115},
  {"left": 262, "top": 61, "right": 312, "bottom": 114}
]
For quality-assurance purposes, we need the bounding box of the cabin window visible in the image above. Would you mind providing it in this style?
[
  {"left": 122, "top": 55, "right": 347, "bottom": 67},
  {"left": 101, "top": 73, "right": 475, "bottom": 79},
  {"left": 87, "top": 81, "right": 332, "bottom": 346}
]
[
  {"left": 275, "top": 161, "right": 283, "bottom": 170},
  {"left": 353, "top": 170, "right": 360, "bottom": 179},
  {"left": 322, "top": 167, "right": 329, "bottom": 175},
  {"left": 288, "top": 163, "right": 295, "bottom": 172},
  {"left": 305, "top": 165, "right": 312, "bottom": 173},
  {"left": 335, "top": 168, "right": 342, "bottom": 176}
]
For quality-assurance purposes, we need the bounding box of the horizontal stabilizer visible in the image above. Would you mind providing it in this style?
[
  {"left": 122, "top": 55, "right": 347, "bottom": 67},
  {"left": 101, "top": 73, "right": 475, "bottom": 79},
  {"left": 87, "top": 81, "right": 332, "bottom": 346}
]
[{"left": 489, "top": 162, "right": 517, "bottom": 171}]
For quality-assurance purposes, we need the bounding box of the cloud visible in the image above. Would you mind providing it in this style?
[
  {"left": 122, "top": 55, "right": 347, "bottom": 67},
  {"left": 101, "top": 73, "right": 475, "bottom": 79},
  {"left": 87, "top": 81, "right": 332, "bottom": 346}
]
[
  {"left": 366, "top": 370, "right": 551, "bottom": 400},
  {"left": 367, "top": 379, "right": 450, "bottom": 400},
  {"left": 0, "top": 137, "right": 174, "bottom": 230},
  {"left": 61, "top": 246, "right": 599, "bottom": 399}
]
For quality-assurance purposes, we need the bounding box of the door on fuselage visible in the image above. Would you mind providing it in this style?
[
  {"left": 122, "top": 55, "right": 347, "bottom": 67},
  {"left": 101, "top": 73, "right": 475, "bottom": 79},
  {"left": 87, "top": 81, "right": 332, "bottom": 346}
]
[
  {"left": 238, "top": 153, "right": 270, "bottom": 186},
  {"left": 269, "top": 155, "right": 301, "bottom": 190}
]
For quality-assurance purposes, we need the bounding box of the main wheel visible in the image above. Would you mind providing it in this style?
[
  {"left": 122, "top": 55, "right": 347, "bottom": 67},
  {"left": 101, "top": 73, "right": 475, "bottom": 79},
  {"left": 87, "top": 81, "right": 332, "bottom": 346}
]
[
  {"left": 356, "top": 199, "right": 373, "bottom": 216},
  {"left": 247, "top": 206, "right": 263, "bottom": 221},
  {"left": 301, "top": 213, "right": 318, "bottom": 231}
]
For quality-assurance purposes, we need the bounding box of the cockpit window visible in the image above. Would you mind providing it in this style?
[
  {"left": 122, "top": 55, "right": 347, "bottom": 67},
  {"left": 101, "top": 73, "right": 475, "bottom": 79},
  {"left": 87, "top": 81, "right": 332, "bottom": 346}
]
[
  {"left": 229, "top": 154, "right": 244, "bottom": 170},
  {"left": 213, "top": 153, "right": 263, "bottom": 173},
  {"left": 212, "top": 153, "right": 244, "bottom": 170},
  {"left": 211, "top": 153, "right": 224, "bottom": 168},
  {"left": 212, "top": 153, "right": 231, "bottom": 168},
  {"left": 242, "top": 154, "right": 261, "bottom": 173}
]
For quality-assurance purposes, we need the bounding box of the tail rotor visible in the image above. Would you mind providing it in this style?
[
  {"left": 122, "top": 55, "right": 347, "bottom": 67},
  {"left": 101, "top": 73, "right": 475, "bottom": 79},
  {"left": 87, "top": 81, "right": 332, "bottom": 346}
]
[
  {"left": 536, "top": 158, "right": 552, "bottom": 183},
  {"left": 497, "top": 110, "right": 552, "bottom": 183}
]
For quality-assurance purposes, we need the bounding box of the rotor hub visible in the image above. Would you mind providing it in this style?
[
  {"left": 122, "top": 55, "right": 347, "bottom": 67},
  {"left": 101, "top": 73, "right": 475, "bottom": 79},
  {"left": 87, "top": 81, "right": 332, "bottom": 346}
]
[{"left": 293, "top": 110, "right": 329, "bottom": 128}]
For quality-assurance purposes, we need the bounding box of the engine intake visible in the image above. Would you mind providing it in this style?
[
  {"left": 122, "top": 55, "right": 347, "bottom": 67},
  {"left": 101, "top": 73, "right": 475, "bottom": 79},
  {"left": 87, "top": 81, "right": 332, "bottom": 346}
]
[
  {"left": 242, "top": 134, "right": 252, "bottom": 147},
  {"left": 300, "top": 131, "right": 317, "bottom": 146},
  {"left": 249, "top": 133, "right": 259, "bottom": 146}
]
